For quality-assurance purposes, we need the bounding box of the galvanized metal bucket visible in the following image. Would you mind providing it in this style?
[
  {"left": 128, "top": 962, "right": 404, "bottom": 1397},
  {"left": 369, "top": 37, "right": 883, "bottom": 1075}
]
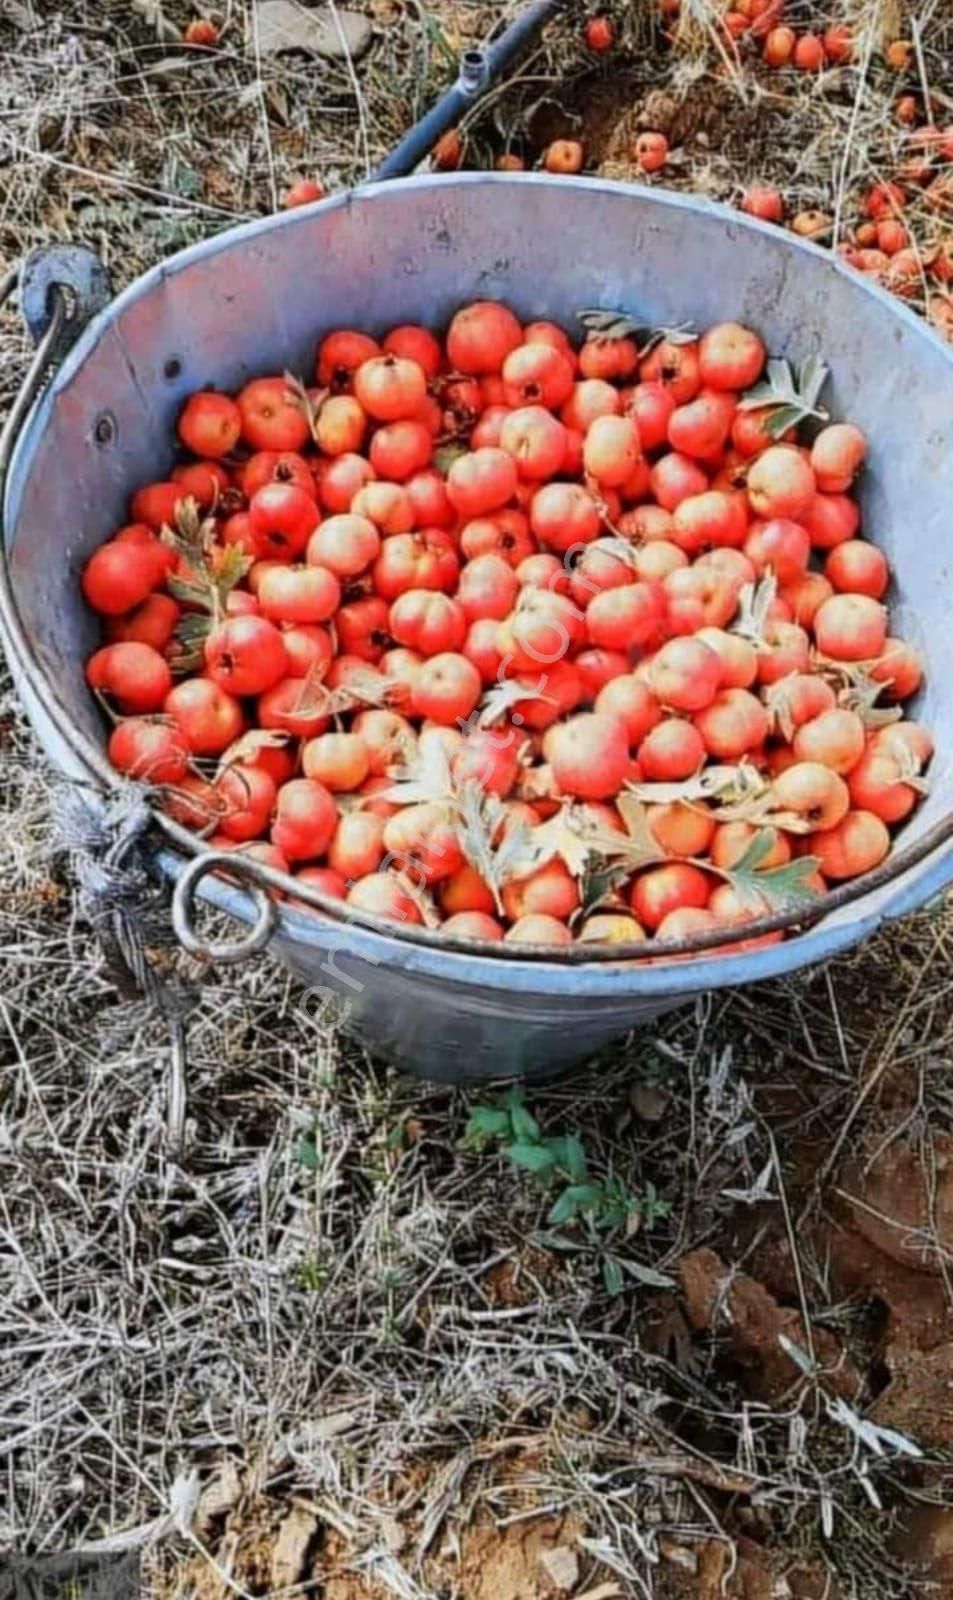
[{"left": 3, "top": 175, "right": 953, "bottom": 1082}]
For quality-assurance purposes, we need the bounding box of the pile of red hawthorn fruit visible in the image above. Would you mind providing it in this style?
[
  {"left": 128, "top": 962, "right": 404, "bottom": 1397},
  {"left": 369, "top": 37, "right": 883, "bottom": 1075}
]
[{"left": 79, "top": 301, "right": 932, "bottom": 952}]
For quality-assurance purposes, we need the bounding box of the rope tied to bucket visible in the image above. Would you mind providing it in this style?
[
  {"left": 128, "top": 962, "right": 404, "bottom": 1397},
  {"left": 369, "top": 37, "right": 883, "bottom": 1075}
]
[{"left": 51, "top": 784, "right": 199, "bottom": 1151}]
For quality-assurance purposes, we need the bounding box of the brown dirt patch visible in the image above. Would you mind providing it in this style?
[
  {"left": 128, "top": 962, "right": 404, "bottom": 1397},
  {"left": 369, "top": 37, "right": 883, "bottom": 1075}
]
[
  {"left": 894, "top": 1507, "right": 953, "bottom": 1591},
  {"left": 450, "top": 1513, "right": 586, "bottom": 1600},
  {"left": 679, "top": 1246, "right": 864, "bottom": 1402},
  {"left": 871, "top": 1341, "right": 953, "bottom": 1448},
  {"left": 840, "top": 1131, "right": 953, "bottom": 1275}
]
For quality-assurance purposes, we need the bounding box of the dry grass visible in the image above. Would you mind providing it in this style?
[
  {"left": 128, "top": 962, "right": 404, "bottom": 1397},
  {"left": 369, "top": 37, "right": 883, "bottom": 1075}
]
[{"left": 2, "top": 1, "right": 953, "bottom": 1595}]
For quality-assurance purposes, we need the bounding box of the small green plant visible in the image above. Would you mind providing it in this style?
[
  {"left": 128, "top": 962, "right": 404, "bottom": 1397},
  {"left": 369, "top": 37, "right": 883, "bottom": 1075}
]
[
  {"left": 297, "top": 1131, "right": 322, "bottom": 1170},
  {"left": 297, "top": 1256, "right": 328, "bottom": 1291},
  {"left": 463, "top": 1089, "right": 674, "bottom": 1294}
]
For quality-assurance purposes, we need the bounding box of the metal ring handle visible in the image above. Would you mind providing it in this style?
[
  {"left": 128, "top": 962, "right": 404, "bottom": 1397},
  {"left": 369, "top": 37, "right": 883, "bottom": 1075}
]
[
  {"left": 0, "top": 265, "right": 124, "bottom": 801},
  {"left": 0, "top": 275, "right": 69, "bottom": 474},
  {"left": 1, "top": 249, "right": 114, "bottom": 483},
  {"left": 171, "top": 852, "right": 279, "bottom": 964}
]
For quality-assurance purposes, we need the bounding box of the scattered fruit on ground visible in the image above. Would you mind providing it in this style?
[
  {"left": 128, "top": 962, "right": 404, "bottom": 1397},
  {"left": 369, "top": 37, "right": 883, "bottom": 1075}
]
[
  {"left": 281, "top": 179, "right": 325, "bottom": 209},
  {"left": 183, "top": 17, "right": 218, "bottom": 47}
]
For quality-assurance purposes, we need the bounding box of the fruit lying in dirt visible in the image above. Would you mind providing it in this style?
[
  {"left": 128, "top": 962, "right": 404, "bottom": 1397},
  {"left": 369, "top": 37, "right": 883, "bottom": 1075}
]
[
  {"left": 81, "top": 300, "right": 931, "bottom": 952},
  {"left": 885, "top": 39, "right": 913, "bottom": 71},
  {"left": 432, "top": 129, "right": 464, "bottom": 171},
  {"left": 793, "top": 33, "right": 824, "bottom": 71},
  {"left": 584, "top": 15, "right": 615, "bottom": 52},
  {"left": 790, "top": 210, "right": 831, "bottom": 240},
  {"left": 282, "top": 179, "right": 325, "bottom": 209},
  {"left": 763, "top": 26, "right": 795, "bottom": 67},
  {"left": 741, "top": 186, "right": 785, "bottom": 223},
  {"left": 184, "top": 18, "right": 218, "bottom": 46},
  {"left": 543, "top": 140, "right": 584, "bottom": 175},
  {"left": 823, "top": 24, "right": 852, "bottom": 63},
  {"left": 634, "top": 132, "right": 669, "bottom": 173}
]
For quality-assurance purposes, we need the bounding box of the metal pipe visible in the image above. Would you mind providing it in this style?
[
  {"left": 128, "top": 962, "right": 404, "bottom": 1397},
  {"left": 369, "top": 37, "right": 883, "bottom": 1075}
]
[{"left": 373, "top": 0, "right": 564, "bottom": 180}]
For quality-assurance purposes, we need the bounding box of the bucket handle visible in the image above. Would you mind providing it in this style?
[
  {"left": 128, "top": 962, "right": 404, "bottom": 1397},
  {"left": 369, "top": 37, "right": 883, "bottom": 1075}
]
[
  {"left": 0, "top": 247, "right": 113, "bottom": 478},
  {"left": 171, "top": 852, "right": 280, "bottom": 963},
  {"left": 3, "top": 245, "right": 953, "bottom": 971}
]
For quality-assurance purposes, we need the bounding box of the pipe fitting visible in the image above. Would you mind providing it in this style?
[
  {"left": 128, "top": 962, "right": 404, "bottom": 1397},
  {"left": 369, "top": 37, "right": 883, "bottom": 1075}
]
[{"left": 458, "top": 48, "right": 489, "bottom": 97}]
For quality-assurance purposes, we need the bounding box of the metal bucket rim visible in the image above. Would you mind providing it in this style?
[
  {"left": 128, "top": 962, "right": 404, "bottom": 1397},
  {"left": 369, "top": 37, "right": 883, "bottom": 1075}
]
[{"left": 160, "top": 842, "right": 896, "bottom": 998}]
